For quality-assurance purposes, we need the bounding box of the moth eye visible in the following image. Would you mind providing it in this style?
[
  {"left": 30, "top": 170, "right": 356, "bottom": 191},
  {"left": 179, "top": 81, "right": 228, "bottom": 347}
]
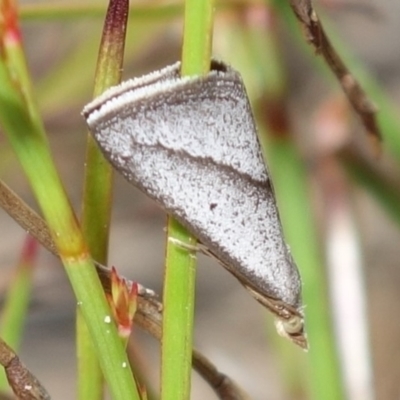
[
  {"left": 283, "top": 316, "right": 304, "bottom": 334},
  {"left": 275, "top": 315, "right": 304, "bottom": 336}
]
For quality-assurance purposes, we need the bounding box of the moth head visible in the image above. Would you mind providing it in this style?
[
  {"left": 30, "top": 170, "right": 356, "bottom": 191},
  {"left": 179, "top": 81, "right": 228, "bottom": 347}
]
[
  {"left": 275, "top": 316, "right": 308, "bottom": 351},
  {"left": 244, "top": 285, "right": 308, "bottom": 349}
]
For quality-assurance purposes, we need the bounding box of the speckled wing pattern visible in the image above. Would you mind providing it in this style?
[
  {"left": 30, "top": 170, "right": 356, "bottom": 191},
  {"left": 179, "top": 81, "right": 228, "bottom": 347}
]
[{"left": 82, "top": 60, "right": 307, "bottom": 349}]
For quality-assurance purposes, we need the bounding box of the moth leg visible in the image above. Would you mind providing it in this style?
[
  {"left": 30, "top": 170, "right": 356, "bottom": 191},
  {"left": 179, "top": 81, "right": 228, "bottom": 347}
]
[
  {"left": 195, "top": 242, "right": 223, "bottom": 259},
  {"left": 168, "top": 237, "right": 200, "bottom": 253}
]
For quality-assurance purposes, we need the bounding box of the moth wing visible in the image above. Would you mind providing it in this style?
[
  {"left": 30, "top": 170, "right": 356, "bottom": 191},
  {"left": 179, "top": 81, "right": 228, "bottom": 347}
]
[{"left": 84, "top": 62, "right": 306, "bottom": 348}]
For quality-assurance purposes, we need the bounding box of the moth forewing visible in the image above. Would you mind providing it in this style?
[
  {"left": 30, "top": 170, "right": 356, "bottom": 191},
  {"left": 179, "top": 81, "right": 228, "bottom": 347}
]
[{"left": 83, "top": 60, "right": 307, "bottom": 349}]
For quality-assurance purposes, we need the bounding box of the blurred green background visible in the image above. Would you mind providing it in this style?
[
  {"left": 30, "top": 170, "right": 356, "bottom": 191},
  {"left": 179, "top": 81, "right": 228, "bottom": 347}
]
[{"left": 1, "top": 0, "right": 400, "bottom": 399}]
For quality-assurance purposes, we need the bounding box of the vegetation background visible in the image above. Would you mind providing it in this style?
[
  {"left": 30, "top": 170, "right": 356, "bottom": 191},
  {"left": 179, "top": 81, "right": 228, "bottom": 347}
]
[{"left": 1, "top": 0, "right": 400, "bottom": 399}]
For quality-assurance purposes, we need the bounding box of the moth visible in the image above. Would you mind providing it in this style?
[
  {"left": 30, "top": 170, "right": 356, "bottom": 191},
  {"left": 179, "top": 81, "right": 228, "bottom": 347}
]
[{"left": 82, "top": 60, "right": 307, "bottom": 349}]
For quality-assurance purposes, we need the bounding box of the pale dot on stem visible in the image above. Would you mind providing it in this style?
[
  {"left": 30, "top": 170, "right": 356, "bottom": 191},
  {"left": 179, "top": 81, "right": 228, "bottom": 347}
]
[{"left": 104, "top": 315, "right": 111, "bottom": 323}]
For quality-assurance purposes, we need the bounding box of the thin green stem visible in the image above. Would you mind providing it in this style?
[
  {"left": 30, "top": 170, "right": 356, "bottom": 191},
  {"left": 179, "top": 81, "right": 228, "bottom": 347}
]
[
  {"left": 161, "top": 219, "right": 197, "bottom": 400},
  {"left": 180, "top": 0, "right": 214, "bottom": 76},
  {"left": 0, "top": 3, "right": 140, "bottom": 399},
  {"left": 76, "top": 312, "right": 103, "bottom": 400},
  {"left": 78, "top": 1, "right": 130, "bottom": 399},
  {"left": 161, "top": 0, "right": 214, "bottom": 399},
  {"left": 265, "top": 138, "right": 344, "bottom": 400},
  {"left": 340, "top": 149, "right": 400, "bottom": 226}
]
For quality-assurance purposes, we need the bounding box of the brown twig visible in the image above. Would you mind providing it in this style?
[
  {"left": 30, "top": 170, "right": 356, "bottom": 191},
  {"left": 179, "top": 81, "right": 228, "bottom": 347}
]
[
  {"left": 289, "top": 0, "right": 381, "bottom": 155},
  {"left": 0, "top": 338, "right": 51, "bottom": 400},
  {"left": 0, "top": 179, "right": 250, "bottom": 400},
  {"left": 0, "top": 183, "right": 57, "bottom": 256}
]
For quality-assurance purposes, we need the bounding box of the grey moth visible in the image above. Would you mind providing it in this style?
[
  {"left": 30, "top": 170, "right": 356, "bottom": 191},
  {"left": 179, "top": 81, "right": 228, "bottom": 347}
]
[{"left": 82, "top": 60, "right": 307, "bottom": 349}]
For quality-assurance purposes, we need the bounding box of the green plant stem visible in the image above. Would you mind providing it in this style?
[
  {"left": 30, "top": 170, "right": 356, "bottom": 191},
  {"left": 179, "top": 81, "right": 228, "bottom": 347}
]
[
  {"left": 76, "top": 312, "right": 103, "bottom": 400},
  {"left": 340, "top": 149, "right": 400, "bottom": 226},
  {"left": 0, "top": 6, "right": 139, "bottom": 400},
  {"left": 161, "top": 1, "right": 214, "bottom": 399},
  {"left": 265, "top": 138, "right": 344, "bottom": 400},
  {"left": 162, "top": 218, "right": 198, "bottom": 400},
  {"left": 180, "top": 0, "right": 214, "bottom": 75},
  {"left": 78, "top": 1, "right": 130, "bottom": 399}
]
